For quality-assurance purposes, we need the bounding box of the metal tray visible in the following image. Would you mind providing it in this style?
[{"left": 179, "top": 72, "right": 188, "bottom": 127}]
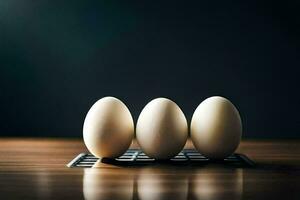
[{"left": 67, "top": 149, "right": 255, "bottom": 168}]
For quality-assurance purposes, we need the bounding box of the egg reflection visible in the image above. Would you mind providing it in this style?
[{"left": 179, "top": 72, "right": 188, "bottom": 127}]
[
  {"left": 190, "top": 168, "right": 243, "bottom": 200},
  {"left": 83, "top": 169, "right": 134, "bottom": 200},
  {"left": 137, "top": 168, "right": 188, "bottom": 200},
  {"left": 82, "top": 167, "right": 243, "bottom": 200}
]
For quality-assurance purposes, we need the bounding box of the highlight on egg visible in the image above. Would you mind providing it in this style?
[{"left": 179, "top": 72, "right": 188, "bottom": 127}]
[
  {"left": 190, "top": 96, "right": 242, "bottom": 159},
  {"left": 83, "top": 96, "right": 134, "bottom": 158},
  {"left": 136, "top": 97, "right": 188, "bottom": 160}
]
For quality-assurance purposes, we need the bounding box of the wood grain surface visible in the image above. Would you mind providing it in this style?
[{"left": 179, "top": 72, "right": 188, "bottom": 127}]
[{"left": 0, "top": 138, "right": 299, "bottom": 200}]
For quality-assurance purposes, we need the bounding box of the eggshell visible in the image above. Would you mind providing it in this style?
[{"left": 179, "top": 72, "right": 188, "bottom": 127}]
[
  {"left": 136, "top": 98, "right": 188, "bottom": 160},
  {"left": 191, "top": 96, "right": 242, "bottom": 159},
  {"left": 83, "top": 97, "right": 134, "bottom": 158}
]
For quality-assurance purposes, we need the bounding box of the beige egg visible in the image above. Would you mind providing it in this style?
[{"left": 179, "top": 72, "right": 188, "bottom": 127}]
[
  {"left": 83, "top": 97, "right": 134, "bottom": 158},
  {"left": 191, "top": 96, "right": 242, "bottom": 159},
  {"left": 136, "top": 98, "right": 188, "bottom": 160}
]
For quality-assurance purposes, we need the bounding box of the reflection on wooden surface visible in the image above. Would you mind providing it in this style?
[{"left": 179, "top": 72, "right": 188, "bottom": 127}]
[
  {"left": 0, "top": 139, "right": 299, "bottom": 199},
  {"left": 190, "top": 168, "right": 243, "bottom": 200},
  {"left": 83, "top": 167, "right": 242, "bottom": 200},
  {"left": 83, "top": 168, "right": 134, "bottom": 200},
  {"left": 137, "top": 168, "right": 188, "bottom": 200}
]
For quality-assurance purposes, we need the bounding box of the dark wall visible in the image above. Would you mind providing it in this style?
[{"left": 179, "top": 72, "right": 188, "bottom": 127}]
[{"left": 1, "top": 1, "right": 299, "bottom": 138}]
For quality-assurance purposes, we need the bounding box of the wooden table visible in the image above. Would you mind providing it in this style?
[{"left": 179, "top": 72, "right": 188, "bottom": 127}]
[{"left": 0, "top": 138, "right": 299, "bottom": 200}]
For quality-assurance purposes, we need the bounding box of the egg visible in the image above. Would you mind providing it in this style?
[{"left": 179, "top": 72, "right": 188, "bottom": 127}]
[
  {"left": 136, "top": 98, "right": 188, "bottom": 160},
  {"left": 190, "top": 96, "right": 242, "bottom": 159},
  {"left": 83, "top": 97, "right": 134, "bottom": 158}
]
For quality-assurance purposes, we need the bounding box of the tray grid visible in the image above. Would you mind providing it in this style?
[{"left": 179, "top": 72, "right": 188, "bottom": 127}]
[{"left": 67, "top": 149, "right": 255, "bottom": 168}]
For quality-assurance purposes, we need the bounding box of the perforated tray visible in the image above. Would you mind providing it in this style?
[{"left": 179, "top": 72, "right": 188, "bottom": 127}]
[{"left": 67, "top": 149, "right": 255, "bottom": 168}]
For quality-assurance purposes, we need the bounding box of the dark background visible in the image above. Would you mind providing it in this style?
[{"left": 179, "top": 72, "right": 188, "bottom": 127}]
[{"left": 0, "top": 1, "right": 299, "bottom": 138}]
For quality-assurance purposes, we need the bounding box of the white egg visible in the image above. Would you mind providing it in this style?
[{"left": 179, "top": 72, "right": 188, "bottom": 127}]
[
  {"left": 136, "top": 98, "right": 188, "bottom": 160},
  {"left": 83, "top": 97, "right": 134, "bottom": 158},
  {"left": 191, "top": 96, "right": 242, "bottom": 159}
]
